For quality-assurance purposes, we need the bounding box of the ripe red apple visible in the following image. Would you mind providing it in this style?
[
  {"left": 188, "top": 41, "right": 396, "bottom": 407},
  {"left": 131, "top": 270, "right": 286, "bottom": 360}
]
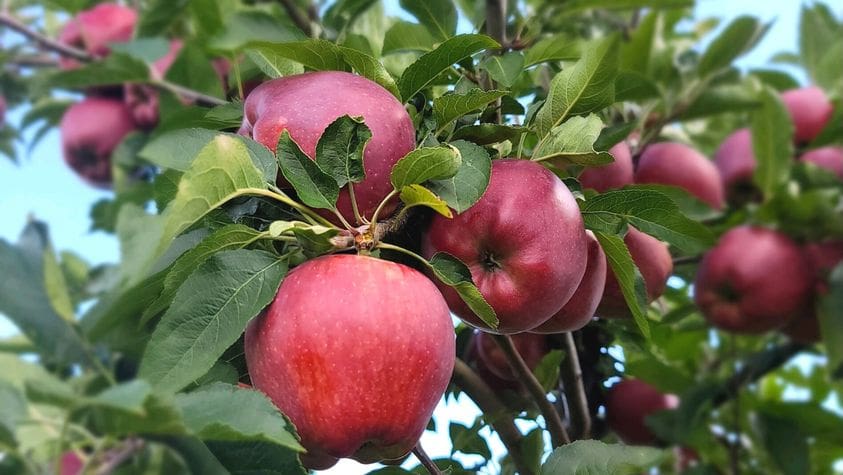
[
  {"left": 578, "top": 141, "right": 634, "bottom": 192},
  {"left": 239, "top": 71, "right": 415, "bottom": 223},
  {"left": 800, "top": 146, "right": 843, "bottom": 180},
  {"left": 421, "top": 159, "right": 588, "bottom": 334},
  {"left": 596, "top": 228, "right": 673, "bottom": 319},
  {"left": 58, "top": 3, "right": 137, "bottom": 70},
  {"left": 474, "top": 331, "right": 548, "bottom": 381},
  {"left": 636, "top": 142, "right": 725, "bottom": 209},
  {"left": 781, "top": 86, "right": 833, "bottom": 144},
  {"left": 124, "top": 39, "right": 184, "bottom": 129},
  {"left": 59, "top": 451, "right": 83, "bottom": 475},
  {"left": 60, "top": 98, "right": 137, "bottom": 188},
  {"left": 714, "top": 128, "right": 757, "bottom": 201},
  {"left": 694, "top": 226, "right": 813, "bottom": 334},
  {"left": 244, "top": 254, "right": 454, "bottom": 469},
  {"left": 605, "top": 379, "right": 679, "bottom": 445},
  {"left": 532, "top": 231, "right": 606, "bottom": 333},
  {"left": 782, "top": 240, "right": 843, "bottom": 343}
]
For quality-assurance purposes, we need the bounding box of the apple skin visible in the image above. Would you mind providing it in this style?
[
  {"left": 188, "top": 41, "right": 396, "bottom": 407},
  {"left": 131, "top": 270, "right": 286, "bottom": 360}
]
[
  {"left": 474, "top": 331, "right": 548, "bottom": 381},
  {"left": 60, "top": 98, "right": 137, "bottom": 189},
  {"left": 0, "top": 95, "right": 5, "bottom": 127},
  {"left": 422, "top": 159, "right": 588, "bottom": 334},
  {"left": 59, "top": 451, "right": 83, "bottom": 475},
  {"left": 800, "top": 146, "right": 843, "bottom": 180},
  {"left": 714, "top": 128, "right": 757, "bottom": 202},
  {"left": 244, "top": 254, "right": 454, "bottom": 469},
  {"left": 782, "top": 241, "right": 843, "bottom": 343},
  {"left": 124, "top": 39, "right": 183, "bottom": 129},
  {"left": 596, "top": 228, "right": 673, "bottom": 319},
  {"left": 578, "top": 141, "right": 634, "bottom": 192},
  {"left": 58, "top": 3, "right": 137, "bottom": 70},
  {"left": 605, "top": 379, "right": 679, "bottom": 445},
  {"left": 532, "top": 231, "right": 606, "bottom": 333},
  {"left": 636, "top": 142, "right": 725, "bottom": 209},
  {"left": 239, "top": 71, "right": 415, "bottom": 223},
  {"left": 694, "top": 226, "right": 814, "bottom": 334},
  {"left": 781, "top": 86, "right": 833, "bottom": 144}
]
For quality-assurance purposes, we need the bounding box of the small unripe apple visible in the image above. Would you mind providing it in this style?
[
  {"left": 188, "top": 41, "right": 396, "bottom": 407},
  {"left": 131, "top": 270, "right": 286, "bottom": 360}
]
[
  {"left": 239, "top": 71, "right": 415, "bottom": 223},
  {"left": 124, "top": 39, "right": 184, "bottom": 129},
  {"left": 782, "top": 240, "right": 843, "bottom": 343},
  {"left": 579, "top": 141, "right": 634, "bottom": 192},
  {"left": 474, "top": 331, "right": 548, "bottom": 381},
  {"left": 781, "top": 86, "right": 833, "bottom": 144},
  {"left": 422, "top": 159, "right": 588, "bottom": 334},
  {"left": 532, "top": 231, "right": 606, "bottom": 333},
  {"left": 60, "top": 98, "right": 137, "bottom": 188},
  {"left": 597, "top": 228, "right": 673, "bottom": 319},
  {"left": 800, "top": 146, "right": 843, "bottom": 180},
  {"left": 245, "top": 254, "right": 454, "bottom": 469},
  {"left": 58, "top": 3, "right": 137, "bottom": 70},
  {"left": 636, "top": 142, "right": 725, "bottom": 209},
  {"left": 695, "top": 226, "right": 813, "bottom": 334},
  {"left": 605, "top": 379, "right": 678, "bottom": 445},
  {"left": 714, "top": 128, "right": 757, "bottom": 202}
]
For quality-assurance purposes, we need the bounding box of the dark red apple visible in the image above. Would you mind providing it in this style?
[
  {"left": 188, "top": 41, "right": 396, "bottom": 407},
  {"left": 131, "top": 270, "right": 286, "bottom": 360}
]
[
  {"left": 579, "top": 141, "right": 634, "bottom": 192},
  {"left": 60, "top": 98, "right": 137, "bottom": 188},
  {"left": 781, "top": 86, "right": 833, "bottom": 144},
  {"left": 124, "top": 39, "right": 184, "bottom": 129},
  {"left": 532, "top": 231, "right": 606, "bottom": 333},
  {"left": 636, "top": 142, "right": 725, "bottom": 209},
  {"left": 800, "top": 146, "right": 843, "bottom": 180},
  {"left": 421, "top": 159, "right": 588, "bottom": 334},
  {"left": 239, "top": 71, "right": 415, "bottom": 223},
  {"left": 244, "top": 254, "right": 454, "bottom": 469},
  {"left": 605, "top": 378, "right": 679, "bottom": 445},
  {"left": 782, "top": 240, "right": 843, "bottom": 343},
  {"left": 59, "top": 451, "right": 83, "bottom": 475},
  {"left": 58, "top": 3, "right": 137, "bottom": 70},
  {"left": 695, "top": 226, "right": 813, "bottom": 334},
  {"left": 596, "top": 228, "right": 673, "bottom": 319},
  {"left": 714, "top": 128, "right": 757, "bottom": 201},
  {"left": 474, "top": 331, "right": 548, "bottom": 381}
]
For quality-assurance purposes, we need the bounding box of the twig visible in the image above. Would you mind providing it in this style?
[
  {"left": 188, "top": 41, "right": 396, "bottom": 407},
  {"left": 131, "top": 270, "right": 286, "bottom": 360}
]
[
  {"left": 150, "top": 79, "right": 226, "bottom": 107},
  {"left": 712, "top": 342, "right": 806, "bottom": 408},
  {"left": 94, "top": 438, "right": 145, "bottom": 475},
  {"left": 412, "top": 443, "right": 443, "bottom": 475},
  {"left": 673, "top": 255, "right": 703, "bottom": 266},
  {"left": 492, "top": 334, "right": 571, "bottom": 447},
  {"left": 484, "top": 0, "right": 506, "bottom": 124},
  {"left": 561, "top": 332, "right": 591, "bottom": 439},
  {"left": 278, "top": 0, "right": 313, "bottom": 37}
]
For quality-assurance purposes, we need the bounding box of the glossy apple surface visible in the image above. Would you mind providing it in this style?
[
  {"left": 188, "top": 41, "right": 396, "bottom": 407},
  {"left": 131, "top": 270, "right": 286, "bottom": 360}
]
[
  {"left": 579, "top": 141, "right": 633, "bottom": 192},
  {"left": 800, "top": 146, "right": 843, "bottom": 180},
  {"left": 422, "top": 159, "right": 588, "bottom": 334},
  {"left": 781, "top": 86, "right": 833, "bottom": 144},
  {"left": 714, "top": 128, "right": 758, "bottom": 201},
  {"left": 605, "top": 379, "right": 678, "bottom": 445},
  {"left": 474, "top": 331, "right": 548, "bottom": 381},
  {"left": 58, "top": 3, "right": 137, "bottom": 70},
  {"left": 636, "top": 142, "right": 725, "bottom": 209},
  {"left": 245, "top": 254, "right": 454, "bottom": 469}
]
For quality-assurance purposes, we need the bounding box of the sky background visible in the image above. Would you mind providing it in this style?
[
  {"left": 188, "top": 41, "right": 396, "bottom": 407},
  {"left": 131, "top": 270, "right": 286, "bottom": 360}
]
[{"left": 0, "top": 0, "right": 827, "bottom": 473}]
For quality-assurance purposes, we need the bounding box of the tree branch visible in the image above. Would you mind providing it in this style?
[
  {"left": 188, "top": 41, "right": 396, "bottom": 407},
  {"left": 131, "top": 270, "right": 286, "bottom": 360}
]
[
  {"left": 278, "top": 0, "right": 313, "bottom": 37},
  {"left": 713, "top": 342, "right": 807, "bottom": 408},
  {"left": 412, "top": 443, "right": 443, "bottom": 475},
  {"left": 561, "top": 332, "right": 591, "bottom": 439},
  {"left": 94, "top": 438, "right": 144, "bottom": 475}
]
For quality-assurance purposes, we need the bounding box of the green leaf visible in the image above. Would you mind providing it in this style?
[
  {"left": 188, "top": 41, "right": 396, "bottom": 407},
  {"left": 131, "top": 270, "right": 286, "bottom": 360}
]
[
  {"left": 524, "top": 37, "right": 580, "bottom": 67},
  {"left": 246, "top": 48, "right": 304, "bottom": 79},
  {"left": 541, "top": 440, "right": 664, "bottom": 474},
  {"left": 614, "top": 70, "right": 660, "bottom": 102},
  {"left": 535, "top": 35, "right": 620, "bottom": 137},
  {"left": 678, "top": 84, "right": 760, "bottom": 121},
  {"left": 593, "top": 232, "right": 649, "bottom": 338},
  {"left": 206, "top": 441, "right": 307, "bottom": 475},
  {"left": 478, "top": 52, "right": 524, "bottom": 88},
  {"left": 400, "top": 0, "right": 457, "bottom": 41},
  {"left": 139, "top": 250, "right": 287, "bottom": 393},
  {"left": 751, "top": 86, "right": 794, "bottom": 197},
  {"left": 277, "top": 130, "right": 340, "bottom": 210},
  {"left": 757, "top": 412, "right": 810, "bottom": 475},
  {"left": 209, "top": 11, "right": 304, "bottom": 51},
  {"left": 698, "top": 16, "right": 770, "bottom": 77},
  {"left": 581, "top": 188, "right": 714, "bottom": 254},
  {"left": 383, "top": 21, "right": 437, "bottom": 54},
  {"left": 557, "top": 0, "right": 691, "bottom": 13},
  {"left": 433, "top": 89, "right": 509, "bottom": 133},
  {"left": 390, "top": 146, "right": 462, "bottom": 189},
  {"left": 450, "top": 421, "right": 491, "bottom": 458},
  {"left": 594, "top": 122, "right": 636, "bottom": 151},
  {"left": 533, "top": 114, "right": 613, "bottom": 166},
  {"left": 799, "top": 3, "right": 842, "bottom": 86},
  {"left": 47, "top": 53, "right": 150, "bottom": 88},
  {"left": 43, "top": 241, "right": 75, "bottom": 322},
  {"left": 820, "top": 265, "right": 843, "bottom": 378},
  {"left": 323, "top": 0, "right": 379, "bottom": 31},
  {"left": 81, "top": 381, "right": 187, "bottom": 436},
  {"left": 620, "top": 11, "right": 658, "bottom": 75},
  {"left": 164, "top": 41, "right": 225, "bottom": 99},
  {"left": 110, "top": 37, "right": 171, "bottom": 64},
  {"left": 427, "top": 140, "right": 491, "bottom": 213},
  {"left": 398, "top": 34, "right": 500, "bottom": 101},
  {"left": 314, "top": 115, "right": 372, "bottom": 188},
  {"left": 337, "top": 46, "right": 401, "bottom": 98},
  {"left": 400, "top": 184, "right": 453, "bottom": 217},
  {"left": 176, "top": 383, "right": 303, "bottom": 451},
  {"left": 428, "top": 252, "right": 497, "bottom": 329},
  {"left": 534, "top": 350, "right": 564, "bottom": 392},
  {"left": 0, "top": 381, "right": 26, "bottom": 447},
  {"left": 81, "top": 270, "right": 168, "bottom": 340},
  {"left": 451, "top": 124, "right": 529, "bottom": 145},
  {"left": 246, "top": 40, "right": 348, "bottom": 72},
  {"left": 270, "top": 222, "right": 341, "bottom": 258}
]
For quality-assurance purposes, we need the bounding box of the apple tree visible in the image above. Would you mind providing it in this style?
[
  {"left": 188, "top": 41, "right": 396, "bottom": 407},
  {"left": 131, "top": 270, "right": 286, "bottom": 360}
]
[{"left": 0, "top": 0, "right": 842, "bottom": 474}]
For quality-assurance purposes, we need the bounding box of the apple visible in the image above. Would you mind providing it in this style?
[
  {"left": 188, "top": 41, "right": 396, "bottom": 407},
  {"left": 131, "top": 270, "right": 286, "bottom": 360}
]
[
  {"left": 244, "top": 254, "right": 455, "bottom": 469},
  {"left": 124, "top": 39, "right": 184, "bottom": 129},
  {"left": 60, "top": 98, "right": 137, "bottom": 188},
  {"left": 782, "top": 240, "right": 843, "bottom": 343},
  {"left": 714, "top": 128, "right": 757, "bottom": 202},
  {"left": 605, "top": 378, "right": 678, "bottom": 445},
  {"left": 781, "top": 86, "right": 833, "bottom": 144},
  {"left": 0, "top": 95, "right": 6, "bottom": 127},
  {"left": 58, "top": 3, "right": 137, "bottom": 70},
  {"left": 238, "top": 71, "right": 415, "bottom": 223},
  {"left": 532, "top": 231, "right": 606, "bottom": 333},
  {"left": 474, "top": 331, "right": 548, "bottom": 381},
  {"left": 596, "top": 228, "right": 673, "bottom": 319},
  {"left": 421, "top": 159, "right": 588, "bottom": 334},
  {"left": 578, "top": 141, "right": 634, "bottom": 192},
  {"left": 635, "top": 142, "right": 725, "bottom": 209},
  {"left": 60, "top": 451, "right": 83, "bottom": 475},
  {"left": 800, "top": 146, "right": 843, "bottom": 180},
  {"left": 694, "top": 226, "right": 813, "bottom": 334}
]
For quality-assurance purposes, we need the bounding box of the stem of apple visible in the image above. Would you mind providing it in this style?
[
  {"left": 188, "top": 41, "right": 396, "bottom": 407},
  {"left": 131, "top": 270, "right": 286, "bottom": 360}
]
[
  {"left": 346, "top": 182, "right": 365, "bottom": 225},
  {"left": 561, "top": 332, "right": 591, "bottom": 439},
  {"left": 492, "top": 334, "right": 571, "bottom": 447},
  {"left": 412, "top": 443, "right": 442, "bottom": 475},
  {"left": 331, "top": 208, "right": 354, "bottom": 231},
  {"left": 245, "top": 188, "right": 336, "bottom": 228},
  {"left": 369, "top": 188, "right": 399, "bottom": 230}
]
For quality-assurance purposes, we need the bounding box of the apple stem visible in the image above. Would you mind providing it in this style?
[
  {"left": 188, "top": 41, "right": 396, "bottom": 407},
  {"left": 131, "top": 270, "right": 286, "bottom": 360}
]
[
  {"left": 347, "top": 182, "right": 366, "bottom": 225},
  {"left": 492, "top": 334, "right": 571, "bottom": 447},
  {"left": 561, "top": 332, "right": 592, "bottom": 439},
  {"left": 250, "top": 187, "right": 337, "bottom": 228},
  {"left": 370, "top": 189, "right": 399, "bottom": 230},
  {"left": 331, "top": 208, "right": 355, "bottom": 231},
  {"left": 412, "top": 443, "right": 442, "bottom": 475}
]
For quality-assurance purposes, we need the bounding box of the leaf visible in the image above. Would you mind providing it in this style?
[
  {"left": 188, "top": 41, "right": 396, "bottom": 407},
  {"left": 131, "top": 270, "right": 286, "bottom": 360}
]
[
  {"left": 594, "top": 122, "right": 636, "bottom": 151},
  {"left": 593, "top": 232, "right": 649, "bottom": 338},
  {"left": 698, "top": 16, "right": 770, "bottom": 77},
  {"left": 176, "top": 383, "right": 303, "bottom": 450},
  {"left": 757, "top": 412, "right": 810, "bottom": 475},
  {"left": 47, "top": 53, "right": 150, "bottom": 89},
  {"left": 557, "top": 0, "right": 691, "bottom": 12},
  {"left": 139, "top": 250, "right": 287, "bottom": 393},
  {"left": 799, "top": 3, "right": 841, "bottom": 84},
  {"left": 80, "top": 381, "right": 188, "bottom": 436},
  {"left": 399, "top": 184, "right": 453, "bottom": 217},
  {"left": 478, "top": 52, "right": 524, "bottom": 88},
  {"left": 534, "top": 350, "right": 565, "bottom": 392},
  {"left": 400, "top": 0, "right": 457, "bottom": 41},
  {"left": 246, "top": 48, "right": 304, "bottom": 79},
  {"left": 279, "top": 223, "right": 342, "bottom": 258},
  {"left": 535, "top": 35, "right": 620, "bottom": 137},
  {"left": 390, "top": 146, "right": 462, "bottom": 190},
  {"left": 620, "top": 10, "right": 658, "bottom": 75},
  {"left": 678, "top": 84, "right": 760, "bottom": 120},
  {"left": 337, "top": 46, "right": 401, "bottom": 98},
  {"left": 314, "top": 115, "right": 373, "bottom": 188},
  {"left": 246, "top": 40, "right": 348, "bottom": 72},
  {"left": 581, "top": 188, "right": 714, "bottom": 254},
  {"left": 533, "top": 114, "right": 614, "bottom": 166},
  {"left": 524, "top": 36, "right": 580, "bottom": 67},
  {"left": 109, "top": 38, "right": 171, "bottom": 64},
  {"left": 751, "top": 86, "right": 794, "bottom": 197},
  {"left": 276, "top": 131, "right": 340, "bottom": 209},
  {"left": 451, "top": 124, "right": 529, "bottom": 145},
  {"left": 819, "top": 265, "right": 843, "bottom": 378},
  {"left": 0, "top": 381, "right": 26, "bottom": 447},
  {"left": 398, "top": 34, "right": 500, "bottom": 101},
  {"left": 205, "top": 441, "right": 307, "bottom": 475},
  {"left": 449, "top": 421, "right": 491, "bottom": 459},
  {"left": 209, "top": 11, "right": 304, "bottom": 51},
  {"left": 427, "top": 140, "right": 491, "bottom": 213},
  {"left": 383, "top": 21, "right": 437, "bottom": 54},
  {"left": 323, "top": 0, "right": 378, "bottom": 31},
  {"left": 614, "top": 70, "right": 660, "bottom": 102},
  {"left": 541, "top": 440, "right": 664, "bottom": 474},
  {"left": 428, "top": 252, "right": 497, "bottom": 329},
  {"left": 80, "top": 270, "right": 168, "bottom": 340},
  {"left": 433, "top": 89, "right": 509, "bottom": 133}
]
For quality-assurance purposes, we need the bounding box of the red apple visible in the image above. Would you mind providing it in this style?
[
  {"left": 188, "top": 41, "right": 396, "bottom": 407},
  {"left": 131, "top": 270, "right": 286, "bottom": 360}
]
[
  {"left": 238, "top": 71, "right": 415, "bottom": 223},
  {"left": 421, "top": 159, "right": 588, "bottom": 334},
  {"left": 466, "top": 333, "right": 519, "bottom": 391},
  {"left": 782, "top": 240, "right": 843, "bottom": 343},
  {"left": 60, "top": 98, "right": 137, "bottom": 188},
  {"left": 244, "top": 254, "right": 454, "bottom": 469},
  {"left": 532, "top": 231, "right": 606, "bottom": 333},
  {"left": 694, "top": 226, "right": 813, "bottom": 334},
  {"left": 58, "top": 3, "right": 137, "bottom": 70},
  {"left": 636, "top": 142, "right": 725, "bottom": 209},
  {"left": 596, "top": 228, "right": 673, "bottom": 319},
  {"left": 605, "top": 379, "right": 679, "bottom": 445},
  {"left": 800, "top": 146, "right": 843, "bottom": 180},
  {"left": 714, "top": 128, "right": 757, "bottom": 201},
  {"left": 579, "top": 141, "right": 634, "bottom": 192},
  {"left": 474, "top": 331, "right": 548, "bottom": 381},
  {"left": 781, "top": 86, "right": 833, "bottom": 144},
  {"left": 0, "top": 95, "right": 6, "bottom": 127},
  {"left": 124, "top": 39, "right": 184, "bottom": 129},
  {"left": 59, "top": 451, "right": 83, "bottom": 475}
]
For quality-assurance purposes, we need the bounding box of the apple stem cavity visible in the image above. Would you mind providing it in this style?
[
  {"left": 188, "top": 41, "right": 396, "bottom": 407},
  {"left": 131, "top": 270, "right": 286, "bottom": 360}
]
[{"left": 412, "top": 443, "right": 443, "bottom": 475}]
